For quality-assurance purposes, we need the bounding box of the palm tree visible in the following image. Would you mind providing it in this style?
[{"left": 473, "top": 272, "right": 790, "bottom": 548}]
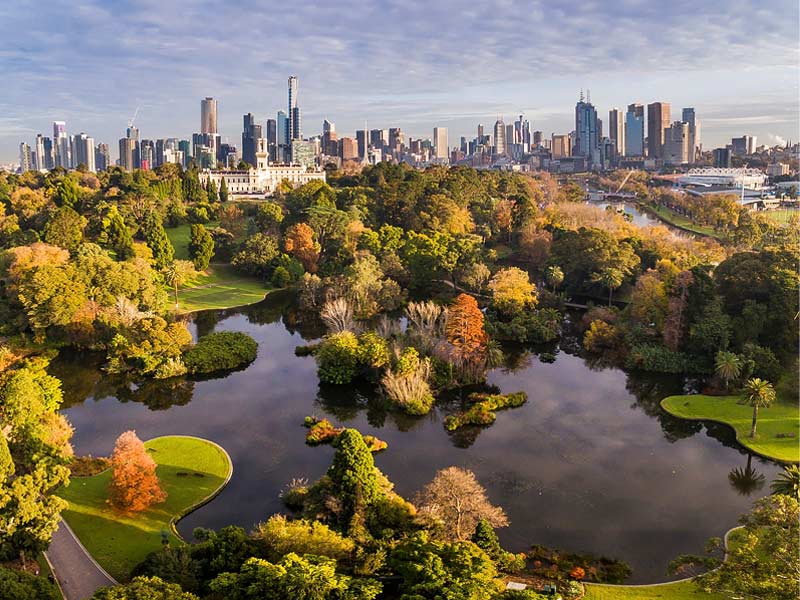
[
  {"left": 714, "top": 351, "right": 742, "bottom": 391},
  {"left": 770, "top": 465, "right": 800, "bottom": 498},
  {"left": 740, "top": 378, "right": 776, "bottom": 438},
  {"left": 163, "top": 260, "right": 197, "bottom": 309},
  {"left": 545, "top": 265, "right": 564, "bottom": 293},
  {"left": 592, "top": 267, "right": 624, "bottom": 306},
  {"left": 727, "top": 454, "right": 765, "bottom": 496}
]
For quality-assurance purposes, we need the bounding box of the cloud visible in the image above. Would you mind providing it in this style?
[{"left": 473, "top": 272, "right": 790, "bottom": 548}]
[{"left": 1, "top": 0, "right": 798, "bottom": 161}]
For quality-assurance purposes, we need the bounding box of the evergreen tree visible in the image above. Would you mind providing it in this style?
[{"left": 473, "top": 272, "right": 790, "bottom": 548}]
[
  {"left": 102, "top": 206, "right": 135, "bottom": 260},
  {"left": 43, "top": 205, "right": 86, "bottom": 253},
  {"left": 327, "top": 429, "right": 379, "bottom": 528},
  {"left": 182, "top": 170, "right": 203, "bottom": 203},
  {"left": 219, "top": 177, "right": 229, "bottom": 203},
  {"left": 188, "top": 223, "right": 214, "bottom": 271},
  {"left": 141, "top": 212, "right": 175, "bottom": 269},
  {"left": 207, "top": 179, "right": 219, "bottom": 203}
]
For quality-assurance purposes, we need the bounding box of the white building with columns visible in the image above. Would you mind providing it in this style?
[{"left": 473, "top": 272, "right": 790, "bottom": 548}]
[{"left": 199, "top": 151, "right": 325, "bottom": 197}]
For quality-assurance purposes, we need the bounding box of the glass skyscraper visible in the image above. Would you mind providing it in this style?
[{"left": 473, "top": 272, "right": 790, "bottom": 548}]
[{"left": 625, "top": 103, "right": 644, "bottom": 157}]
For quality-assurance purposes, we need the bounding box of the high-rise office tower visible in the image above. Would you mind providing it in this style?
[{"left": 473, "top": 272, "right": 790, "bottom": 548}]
[
  {"left": 477, "top": 124, "right": 484, "bottom": 141},
  {"left": 713, "top": 147, "right": 732, "bottom": 167},
  {"left": 276, "top": 111, "right": 288, "bottom": 162},
  {"left": 663, "top": 121, "right": 690, "bottom": 165},
  {"left": 339, "top": 137, "right": 358, "bottom": 161},
  {"left": 388, "top": 128, "right": 404, "bottom": 154},
  {"left": 493, "top": 118, "right": 506, "bottom": 156},
  {"left": 266, "top": 118, "right": 277, "bottom": 162},
  {"left": 118, "top": 138, "right": 136, "bottom": 171},
  {"left": 533, "top": 131, "right": 543, "bottom": 146},
  {"left": 731, "top": 135, "right": 757, "bottom": 155},
  {"left": 433, "top": 127, "right": 448, "bottom": 161},
  {"left": 19, "top": 143, "right": 32, "bottom": 172},
  {"left": 356, "top": 129, "right": 368, "bottom": 161},
  {"left": 681, "top": 108, "right": 700, "bottom": 163},
  {"left": 647, "top": 102, "right": 670, "bottom": 159},
  {"left": 574, "top": 94, "right": 600, "bottom": 166},
  {"left": 178, "top": 140, "right": 191, "bottom": 166},
  {"left": 139, "top": 139, "right": 155, "bottom": 169},
  {"left": 288, "top": 76, "right": 301, "bottom": 142},
  {"left": 34, "top": 134, "right": 47, "bottom": 171},
  {"left": 242, "top": 113, "right": 262, "bottom": 166},
  {"left": 369, "top": 129, "right": 387, "bottom": 149},
  {"left": 625, "top": 104, "right": 645, "bottom": 157},
  {"left": 551, "top": 134, "right": 571, "bottom": 158},
  {"left": 53, "top": 121, "right": 70, "bottom": 168},
  {"left": 608, "top": 108, "right": 625, "bottom": 157},
  {"left": 73, "top": 133, "right": 96, "bottom": 172},
  {"left": 95, "top": 143, "right": 110, "bottom": 171},
  {"left": 322, "top": 119, "right": 337, "bottom": 156},
  {"left": 201, "top": 97, "right": 218, "bottom": 134}
]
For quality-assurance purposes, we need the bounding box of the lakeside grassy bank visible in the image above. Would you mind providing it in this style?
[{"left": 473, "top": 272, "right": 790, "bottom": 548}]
[{"left": 59, "top": 435, "right": 232, "bottom": 581}]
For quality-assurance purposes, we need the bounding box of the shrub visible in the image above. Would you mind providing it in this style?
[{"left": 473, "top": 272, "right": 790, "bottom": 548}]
[
  {"left": 583, "top": 320, "right": 620, "bottom": 353},
  {"left": 0, "top": 566, "right": 61, "bottom": 600},
  {"left": 254, "top": 514, "right": 355, "bottom": 561},
  {"left": 381, "top": 355, "right": 434, "bottom": 415},
  {"left": 304, "top": 417, "right": 343, "bottom": 445},
  {"left": 271, "top": 266, "right": 291, "bottom": 288},
  {"left": 625, "top": 344, "right": 691, "bottom": 373},
  {"left": 183, "top": 331, "right": 257, "bottom": 375},
  {"left": 316, "top": 331, "right": 360, "bottom": 384},
  {"left": 444, "top": 392, "right": 528, "bottom": 431},
  {"left": 357, "top": 332, "right": 390, "bottom": 370}
]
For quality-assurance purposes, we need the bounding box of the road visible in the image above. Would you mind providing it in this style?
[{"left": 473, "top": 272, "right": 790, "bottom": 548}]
[{"left": 44, "top": 520, "right": 117, "bottom": 600}]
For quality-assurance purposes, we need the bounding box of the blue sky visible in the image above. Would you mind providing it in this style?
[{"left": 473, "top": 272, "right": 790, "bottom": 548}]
[{"left": 2, "top": 0, "right": 798, "bottom": 163}]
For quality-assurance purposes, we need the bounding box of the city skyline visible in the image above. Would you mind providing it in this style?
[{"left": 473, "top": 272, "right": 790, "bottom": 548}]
[{"left": 1, "top": 0, "right": 798, "bottom": 163}]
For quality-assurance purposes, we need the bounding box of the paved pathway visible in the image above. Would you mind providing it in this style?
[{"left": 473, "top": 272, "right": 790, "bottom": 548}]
[{"left": 45, "top": 520, "right": 117, "bottom": 600}]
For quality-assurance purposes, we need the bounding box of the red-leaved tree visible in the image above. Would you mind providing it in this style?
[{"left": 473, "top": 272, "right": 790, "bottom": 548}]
[{"left": 108, "top": 430, "right": 166, "bottom": 512}]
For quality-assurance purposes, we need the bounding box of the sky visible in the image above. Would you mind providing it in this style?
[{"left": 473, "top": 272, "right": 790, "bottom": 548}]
[{"left": 2, "top": 0, "right": 799, "bottom": 164}]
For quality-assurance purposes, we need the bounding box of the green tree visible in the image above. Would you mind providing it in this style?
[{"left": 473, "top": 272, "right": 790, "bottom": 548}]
[
  {"left": 231, "top": 234, "right": 279, "bottom": 278},
  {"left": 92, "top": 576, "right": 198, "bottom": 599},
  {"left": 741, "top": 378, "right": 775, "bottom": 438},
  {"left": 714, "top": 351, "right": 742, "bottom": 391},
  {"left": 544, "top": 265, "right": 564, "bottom": 292},
  {"left": 101, "top": 206, "right": 135, "bottom": 260},
  {"left": 219, "top": 177, "right": 229, "bottom": 203},
  {"left": 163, "top": 260, "right": 197, "bottom": 309},
  {"left": 592, "top": 267, "right": 624, "bottom": 306},
  {"left": 771, "top": 465, "right": 800, "bottom": 498},
  {"left": 141, "top": 212, "right": 175, "bottom": 269},
  {"left": 207, "top": 179, "right": 219, "bottom": 203},
  {"left": 254, "top": 201, "right": 284, "bottom": 234},
  {"left": 188, "top": 224, "right": 214, "bottom": 271},
  {"left": 43, "top": 206, "right": 86, "bottom": 253},
  {"left": 327, "top": 429, "right": 379, "bottom": 529},
  {"left": 53, "top": 176, "right": 81, "bottom": 209},
  {"left": 488, "top": 267, "right": 537, "bottom": 316},
  {"left": 0, "top": 565, "right": 61, "bottom": 600}
]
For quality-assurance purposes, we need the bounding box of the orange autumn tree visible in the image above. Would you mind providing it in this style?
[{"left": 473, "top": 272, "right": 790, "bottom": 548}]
[
  {"left": 445, "top": 293, "right": 488, "bottom": 372},
  {"left": 284, "top": 222, "right": 320, "bottom": 273},
  {"left": 108, "top": 430, "right": 166, "bottom": 512}
]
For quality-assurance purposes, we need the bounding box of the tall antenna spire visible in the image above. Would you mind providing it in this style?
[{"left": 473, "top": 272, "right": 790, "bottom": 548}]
[
  {"left": 587, "top": 89, "right": 591, "bottom": 103},
  {"left": 579, "top": 89, "right": 584, "bottom": 102}
]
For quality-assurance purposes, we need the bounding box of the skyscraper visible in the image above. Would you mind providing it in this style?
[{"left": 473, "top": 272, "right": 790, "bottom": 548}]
[
  {"left": 53, "top": 121, "right": 70, "bottom": 168},
  {"left": 288, "top": 76, "right": 301, "bottom": 142},
  {"left": 35, "top": 134, "right": 48, "bottom": 171},
  {"left": 647, "top": 102, "right": 670, "bottom": 159},
  {"left": 266, "top": 118, "right": 277, "bottom": 162},
  {"left": 574, "top": 94, "right": 600, "bottom": 166},
  {"left": 493, "top": 118, "right": 506, "bottom": 156},
  {"left": 663, "top": 121, "right": 689, "bottom": 165},
  {"left": 322, "top": 120, "right": 337, "bottom": 156},
  {"left": 19, "top": 143, "right": 32, "bottom": 172},
  {"left": 433, "top": 127, "right": 448, "bottom": 161},
  {"left": 276, "top": 111, "right": 288, "bottom": 162},
  {"left": 73, "top": 133, "right": 96, "bottom": 172},
  {"left": 201, "top": 97, "right": 218, "bottom": 134},
  {"left": 682, "top": 108, "right": 700, "bottom": 164},
  {"left": 608, "top": 108, "right": 625, "bottom": 157},
  {"left": 625, "top": 104, "right": 645, "bottom": 157},
  {"left": 242, "top": 113, "right": 262, "bottom": 166},
  {"left": 356, "top": 129, "right": 368, "bottom": 161},
  {"left": 95, "top": 143, "right": 110, "bottom": 171},
  {"left": 551, "top": 134, "right": 571, "bottom": 158}
]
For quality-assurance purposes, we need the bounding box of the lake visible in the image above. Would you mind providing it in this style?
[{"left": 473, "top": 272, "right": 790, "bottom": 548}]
[{"left": 53, "top": 293, "right": 780, "bottom": 583}]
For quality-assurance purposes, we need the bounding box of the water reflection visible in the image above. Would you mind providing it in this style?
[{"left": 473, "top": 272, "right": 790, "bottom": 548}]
[{"left": 53, "top": 294, "right": 783, "bottom": 583}]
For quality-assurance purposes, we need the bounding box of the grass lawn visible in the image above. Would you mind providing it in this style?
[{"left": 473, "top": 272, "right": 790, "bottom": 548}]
[
  {"left": 661, "top": 395, "right": 799, "bottom": 463},
  {"left": 584, "top": 580, "right": 725, "bottom": 600},
  {"left": 165, "top": 222, "right": 219, "bottom": 260},
  {"left": 762, "top": 208, "right": 799, "bottom": 225},
  {"left": 173, "top": 263, "right": 271, "bottom": 313},
  {"left": 59, "top": 436, "right": 232, "bottom": 581},
  {"left": 647, "top": 205, "right": 721, "bottom": 238}
]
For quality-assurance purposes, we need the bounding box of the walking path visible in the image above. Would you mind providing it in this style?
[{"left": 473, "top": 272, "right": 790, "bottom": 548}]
[{"left": 44, "top": 519, "right": 117, "bottom": 600}]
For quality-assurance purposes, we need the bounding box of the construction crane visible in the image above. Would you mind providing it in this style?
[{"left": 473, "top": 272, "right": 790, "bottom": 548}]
[{"left": 127, "top": 106, "right": 140, "bottom": 130}]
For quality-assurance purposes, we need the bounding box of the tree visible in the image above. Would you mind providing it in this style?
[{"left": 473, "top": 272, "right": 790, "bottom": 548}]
[
  {"left": 53, "top": 176, "right": 81, "bottom": 209},
  {"left": 415, "top": 467, "right": 508, "bottom": 541},
  {"left": 592, "top": 266, "right": 625, "bottom": 306},
  {"left": 714, "top": 351, "right": 742, "bottom": 391},
  {"left": 109, "top": 431, "right": 166, "bottom": 511},
  {"left": 741, "top": 378, "right": 775, "bottom": 438},
  {"left": 92, "top": 576, "right": 198, "bottom": 599},
  {"left": 254, "top": 201, "right": 284, "bottom": 234},
  {"left": 231, "top": 234, "right": 279, "bottom": 278},
  {"left": 471, "top": 519, "right": 525, "bottom": 573},
  {"left": 446, "top": 294, "right": 487, "bottom": 361},
  {"left": 696, "top": 495, "right": 798, "bottom": 600},
  {"left": 207, "top": 179, "right": 218, "bottom": 203},
  {"left": 219, "top": 177, "right": 229, "bottom": 203},
  {"left": 0, "top": 565, "right": 61, "bottom": 600},
  {"left": 188, "top": 224, "right": 214, "bottom": 271},
  {"left": 43, "top": 205, "right": 86, "bottom": 253},
  {"left": 101, "top": 205, "right": 135, "bottom": 260},
  {"left": 141, "top": 213, "right": 174, "bottom": 269},
  {"left": 488, "top": 267, "right": 537, "bottom": 316},
  {"left": 163, "top": 260, "right": 197, "bottom": 309},
  {"left": 327, "top": 429, "right": 379, "bottom": 529},
  {"left": 284, "top": 223, "right": 319, "bottom": 273},
  {"left": 544, "top": 265, "right": 564, "bottom": 293},
  {"left": 771, "top": 465, "right": 800, "bottom": 498},
  {"left": 727, "top": 455, "right": 765, "bottom": 496}
]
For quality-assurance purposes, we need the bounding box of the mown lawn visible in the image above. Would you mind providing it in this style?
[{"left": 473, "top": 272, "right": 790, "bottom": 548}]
[
  {"left": 174, "top": 263, "right": 271, "bottom": 313},
  {"left": 584, "top": 580, "right": 724, "bottom": 600},
  {"left": 661, "top": 395, "right": 799, "bottom": 463},
  {"left": 166, "top": 222, "right": 220, "bottom": 260},
  {"left": 762, "top": 208, "right": 799, "bottom": 225},
  {"left": 59, "top": 436, "right": 232, "bottom": 581},
  {"left": 647, "top": 205, "right": 721, "bottom": 238}
]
